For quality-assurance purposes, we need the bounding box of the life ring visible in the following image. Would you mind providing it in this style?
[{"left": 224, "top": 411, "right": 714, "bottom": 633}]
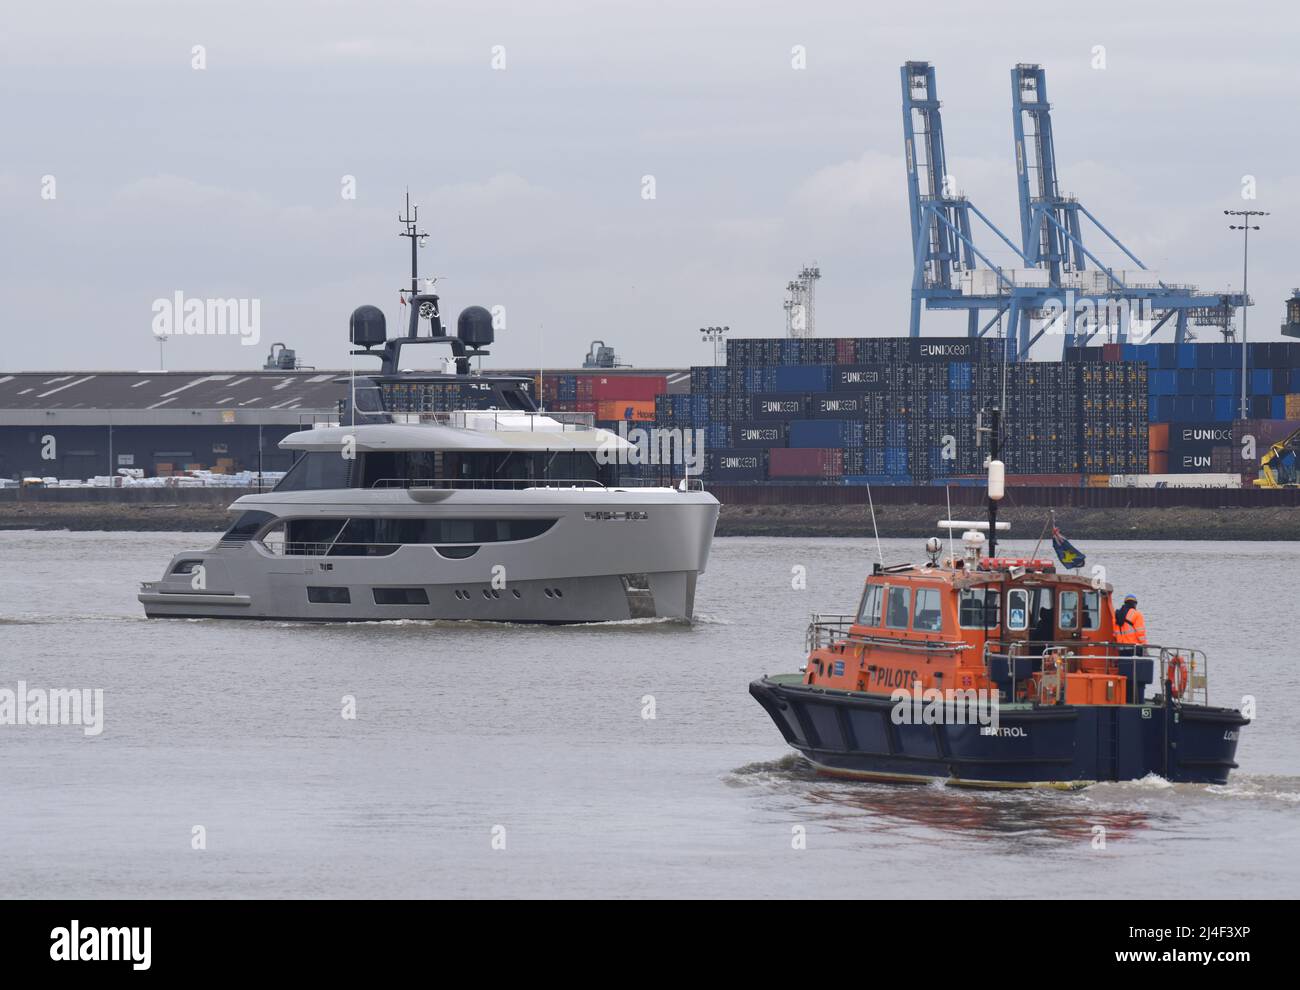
[{"left": 1167, "top": 655, "right": 1189, "bottom": 699}]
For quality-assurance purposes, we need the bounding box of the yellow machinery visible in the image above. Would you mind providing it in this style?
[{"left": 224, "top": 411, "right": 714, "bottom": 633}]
[{"left": 1254, "top": 426, "right": 1300, "bottom": 488}]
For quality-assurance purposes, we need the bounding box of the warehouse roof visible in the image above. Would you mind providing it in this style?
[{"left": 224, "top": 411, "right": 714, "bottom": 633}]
[
  {"left": 0, "top": 367, "right": 692, "bottom": 411},
  {"left": 0, "top": 371, "right": 348, "bottom": 411}
]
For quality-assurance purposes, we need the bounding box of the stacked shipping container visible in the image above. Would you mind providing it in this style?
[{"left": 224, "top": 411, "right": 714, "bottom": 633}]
[
  {"left": 1066, "top": 341, "right": 1300, "bottom": 479},
  {"left": 662, "top": 337, "right": 1150, "bottom": 486}
]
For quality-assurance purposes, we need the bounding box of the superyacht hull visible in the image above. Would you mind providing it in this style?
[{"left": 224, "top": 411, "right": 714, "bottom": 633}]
[{"left": 139, "top": 486, "right": 719, "bottom": 623}]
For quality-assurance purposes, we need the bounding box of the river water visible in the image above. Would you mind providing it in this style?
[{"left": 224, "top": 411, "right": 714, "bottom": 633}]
[{"left": 0, "top": 530, "right": 1295, "bottom": 898}]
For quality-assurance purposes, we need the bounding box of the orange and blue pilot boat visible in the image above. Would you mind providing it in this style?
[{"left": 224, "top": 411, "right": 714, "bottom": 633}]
[{"left": 750, "top": 408, "right": 1249, "bottom": 789}]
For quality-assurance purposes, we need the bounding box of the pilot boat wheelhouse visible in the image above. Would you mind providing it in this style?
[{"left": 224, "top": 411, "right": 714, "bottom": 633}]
[{"left": 139, "top": 202, "right": 718, "bottom": 623}]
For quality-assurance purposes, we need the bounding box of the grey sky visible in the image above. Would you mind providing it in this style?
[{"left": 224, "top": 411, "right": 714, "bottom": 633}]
[{"left": 3, "top": 0, "right": 1297, "bottom": 372}]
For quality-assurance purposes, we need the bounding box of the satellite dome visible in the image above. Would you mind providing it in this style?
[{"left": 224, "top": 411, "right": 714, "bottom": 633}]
[
  {"left": 457, "top": 306, "right": 494, "bottom": 349},
  {"left": 349, "top": 305, "right": 387, "bottom": 349}
]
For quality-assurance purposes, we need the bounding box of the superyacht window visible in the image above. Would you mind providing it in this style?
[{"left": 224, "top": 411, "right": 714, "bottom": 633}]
[
  {"left": 275, "top": 452, "right": 353, "bottom": 492},
  {"left": 912, "top": 588, "right": 942, "bottom": 632},
  {"left": 222, "top": 510, "right": 277, "bottom": 543},
  {"left": 373, "top": 587, "right": 429, "bottom": 606},
  {"left": 884, "top": 587, "right": 910, "bottom": 629},
  {"left": 307, "top": 587, "right": 350, "bottom": 604},
  {"left": 857, "top": 584, "right": 883, "bottom": 627}
]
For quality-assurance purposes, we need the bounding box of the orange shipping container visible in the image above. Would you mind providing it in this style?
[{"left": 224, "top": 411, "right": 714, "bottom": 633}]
[
  {"left": 596, "top": 399, "right": 656, "bottom": 421},
  {"left": 1286, "top": 394, "right": 1300, "bottom": 420},
  {"left": 1148, "top": 423, "right": 1169, "bottom": 453}
]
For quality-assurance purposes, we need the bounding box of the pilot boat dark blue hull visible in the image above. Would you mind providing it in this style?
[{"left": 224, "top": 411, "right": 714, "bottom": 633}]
[{"left": 749, "top": 675, "right": 1247, "bottom": 788}]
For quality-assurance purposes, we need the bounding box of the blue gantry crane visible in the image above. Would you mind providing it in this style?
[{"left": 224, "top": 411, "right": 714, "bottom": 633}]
[
  {"left": 902, "top": 61, "right": 1035, "bottom": 351},
  {"left": 902, "top": 60, "right": 1246, "bottom": 360},
  {"left": 1008, "top": 63, "right": 1244, "bottom": 357}
]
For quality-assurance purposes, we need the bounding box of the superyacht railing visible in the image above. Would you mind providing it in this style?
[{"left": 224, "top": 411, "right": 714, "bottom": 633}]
[
  {"left": 367, "top": 477, "right": 676, "bottom": 490},
  {"left": 295, "top": 409, "right": 599, "bottom": 431},
  {"left": 390, "top": 410, "right": 597, "bottom": 431}
]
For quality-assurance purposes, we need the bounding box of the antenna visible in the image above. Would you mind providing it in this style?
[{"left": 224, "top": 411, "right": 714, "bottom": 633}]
[
  {"left": 397, "top": 189, "right": 427, "bottom": 297},
  {"left": 866, "top": 483, "right": 885, "bottom": 568},
  {"left": 945, "top": 484, "right": 956, "bottom": 564}
]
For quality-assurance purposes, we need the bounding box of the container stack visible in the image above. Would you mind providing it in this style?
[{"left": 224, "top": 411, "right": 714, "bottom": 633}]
[
  {"left": 670, "top": 336, "right": 1149, "bottom": 487},
  {"left": 1066, "top": 341, "right": 1300, "bottom": 479}
]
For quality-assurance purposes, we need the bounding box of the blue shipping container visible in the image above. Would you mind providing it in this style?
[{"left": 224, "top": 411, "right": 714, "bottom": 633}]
[
  {"left": 773, "top": 365, "right": 831, "bottom": 393},
  {"left": 789, "top": 419, "right": 858, "bottom": 448}
]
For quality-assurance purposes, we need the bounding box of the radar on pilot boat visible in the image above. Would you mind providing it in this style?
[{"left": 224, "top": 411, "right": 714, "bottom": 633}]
[
  {"left": 457, "top": 305, "right": 494, "bottom": 349},
  {"left": 349, "top": 305, "right": 387, "bottom": 349}
]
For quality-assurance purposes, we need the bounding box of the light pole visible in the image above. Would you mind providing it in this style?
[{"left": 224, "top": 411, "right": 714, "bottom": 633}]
[
  {"left": 157, "top": 334, "right": 169, "bottom": 371},
  {"left": 699, "top": 325, "right": 729, "bottom": 367},
  {"left": 1226, "top": 209, "right": 1267, "bottom": 420}
]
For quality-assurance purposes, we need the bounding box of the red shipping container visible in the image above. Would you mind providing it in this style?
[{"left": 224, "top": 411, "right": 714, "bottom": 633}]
[
  {"left": 591, "top": 375, "right": 667, "bottom": 401},
  {"left": 768, "top": 447, "right": 843, "bottom": 479},
  {"left": 1102, "top": 343, "right": 1121, "bottom": 362}
]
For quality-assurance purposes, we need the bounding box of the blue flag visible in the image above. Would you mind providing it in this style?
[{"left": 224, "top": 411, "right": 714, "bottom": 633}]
[{"left": 1052, "top": 527, "right": 1085, "bottom": 569}]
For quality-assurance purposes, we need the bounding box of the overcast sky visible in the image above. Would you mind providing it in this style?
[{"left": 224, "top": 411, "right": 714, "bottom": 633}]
[{"left": 3, "top": 0, "right": 1297, "bottom": 372}]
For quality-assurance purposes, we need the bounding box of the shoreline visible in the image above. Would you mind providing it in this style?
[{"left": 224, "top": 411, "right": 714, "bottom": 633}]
[{"left": 3, "top": 497, "right": 1298, "bottom": 541}]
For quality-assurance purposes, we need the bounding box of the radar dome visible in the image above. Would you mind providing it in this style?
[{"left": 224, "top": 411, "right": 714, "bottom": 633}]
[
  {"left": 349, "top": 305, "right": 387, "bottom": 349},
  {"left": 457, "top": 306, "right": 494, "bottom": 349}
]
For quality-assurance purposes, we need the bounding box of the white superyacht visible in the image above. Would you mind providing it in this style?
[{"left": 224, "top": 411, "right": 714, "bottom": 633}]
[{"left": 139, "top": 210, "right": 719, "bottom": 622}]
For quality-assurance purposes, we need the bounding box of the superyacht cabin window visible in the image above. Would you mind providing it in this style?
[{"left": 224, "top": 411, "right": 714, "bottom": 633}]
[
  {"left": 281, "top": 516, "right": 557, "bottom": 553},
  {"left": 356, "top": 450, "right": 617, "bottom": 488},
  {"left": 275, "top": 452, "right": 353, "bottom": 492}
]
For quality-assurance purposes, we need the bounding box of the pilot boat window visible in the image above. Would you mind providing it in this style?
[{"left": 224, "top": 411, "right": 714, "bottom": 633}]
[
  {"left": 857, "top": 584, "right": 882, "bottom": 626},
  {"left": 1006, "top": 589, "right": 1029, "bottom": 631},
  {"left": 884, "top": 587, "right": 910, "bottom": 629},
  {"left": 1059, "top": 590, "right": 1079, "bottom": 630},
  {"left": 913, "top": 588, "right": 942, "bottom": 632},
  {"left": 958, "top": 588, "right": 1000, "bottom": 629},
  {"left": 1082, "top": 590, "right": 1101, "bottom": 630}
]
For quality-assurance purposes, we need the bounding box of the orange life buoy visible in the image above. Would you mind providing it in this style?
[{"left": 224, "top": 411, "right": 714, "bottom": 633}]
[{"left": 1167, "top": 655, "right": 1189, "bottom": 699}]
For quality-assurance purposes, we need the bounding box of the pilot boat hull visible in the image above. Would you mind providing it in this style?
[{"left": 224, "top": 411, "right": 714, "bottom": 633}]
[{"left": 750, "top": 675, "right": 1247, "bottom": 787}]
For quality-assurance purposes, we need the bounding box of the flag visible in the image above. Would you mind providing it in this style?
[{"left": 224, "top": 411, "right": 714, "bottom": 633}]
[{"left": 1051, "top": 527, "right": 1085, "bottom": 569}]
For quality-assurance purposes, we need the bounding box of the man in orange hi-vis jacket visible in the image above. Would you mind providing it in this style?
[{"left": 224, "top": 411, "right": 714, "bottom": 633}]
[{"left": 1115, "top": 593, "right": 1147, "bottom": 657}]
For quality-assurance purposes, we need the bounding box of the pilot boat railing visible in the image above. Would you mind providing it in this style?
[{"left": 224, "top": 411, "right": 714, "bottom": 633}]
[
  {"left": 981, "top": 640, "right": 1210, "bottom": 705},
  {"left": 805, "top": 613, "right": 970, "bottom": 656}
]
